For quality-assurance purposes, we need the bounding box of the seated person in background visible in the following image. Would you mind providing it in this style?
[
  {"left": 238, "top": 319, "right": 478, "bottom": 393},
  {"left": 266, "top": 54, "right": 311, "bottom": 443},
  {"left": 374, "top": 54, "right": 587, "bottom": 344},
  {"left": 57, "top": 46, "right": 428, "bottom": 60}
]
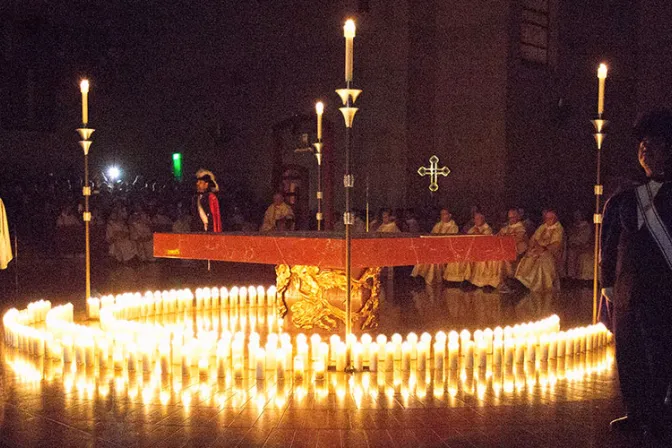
[
  {"left": 106, "top": 206, "right": 137, "bottom": 263},
  {"left": 129, "top": 203, "right": 154, "bottom": 262},
  {"left": 412, "top": 208, "right": 459, "bottom": 283},
  {"left": 496, "top": 208, "right": 529, "bottom": 290},
  {"left": 461, "top": 205, "right": 481, "bottom": 234},
  {"left": 564, "top": 210, "right": 594, "bottom": 280},
  {"left": 375, "top": 208, "right": 401, "bottom": 233},
  {"left": 56, "top": 204, "right": 81, "bottom": 258},
  {"left": 463, "top": 213, "right": 499, "bottom": 288},
  {"left": 261, "top": 192, "right": 294, "bottom": 231},
  {"left": 515, "top": 209, "right": 564, "bottom": 292},
  {"left": 403, "top": 209, "right": 421, "bottom": 233}
]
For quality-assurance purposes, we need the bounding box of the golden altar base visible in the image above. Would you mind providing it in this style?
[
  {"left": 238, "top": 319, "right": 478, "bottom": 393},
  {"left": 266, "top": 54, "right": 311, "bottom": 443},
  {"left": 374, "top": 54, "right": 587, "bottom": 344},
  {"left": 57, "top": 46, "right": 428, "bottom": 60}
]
[{"left": 275, "top": 264, "right": 381, "bottom": 332}]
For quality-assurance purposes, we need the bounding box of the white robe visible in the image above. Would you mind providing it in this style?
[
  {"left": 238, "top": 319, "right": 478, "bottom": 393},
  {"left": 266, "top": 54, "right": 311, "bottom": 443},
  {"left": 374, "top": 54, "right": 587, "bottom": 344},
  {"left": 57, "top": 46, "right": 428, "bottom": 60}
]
[
  {"left": 129, "top": 213, "right": 154, "bottom": 261},
  {"left": 492, "top": 221, "right": 528, "bottom": 282},
  {"left": 565, "top": 221, "right": 593, "bottom": 280},
  {"left": 0, "top": 199, "right": 12, "bottom": 270},
  {"left": 260, "top": 203, "right": 294, "bottom": 231},
  {"left": 106, "top": 219, "right": 137, "bottom": 262},
  {"left": 515, "top": 222, "right": 564, "bottom": 291},
  {"left": 463, "top": 224, "right": 500, "bottom": 287},
  {"left": 376, "top": 222, "right": 401, "bottom": 233},
  {"left": 412, "top": 220, "right": 458, "bottom": 283}
]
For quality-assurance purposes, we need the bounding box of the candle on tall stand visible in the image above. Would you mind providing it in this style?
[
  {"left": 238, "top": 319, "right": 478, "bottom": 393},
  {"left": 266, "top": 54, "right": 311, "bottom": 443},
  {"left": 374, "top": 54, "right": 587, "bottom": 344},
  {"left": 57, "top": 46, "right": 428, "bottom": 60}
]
[
  {"left": 337, "top": 18, "right": 361, "bottom": 372},
  {"left": 591, "top": 63, "right": 608, "bottom": 324},
  {"left": 314, "top": 101, "right": 325, "bottom": 231},
  {"left": 77, "top": 79, "right": 95, "bottom": 306}
]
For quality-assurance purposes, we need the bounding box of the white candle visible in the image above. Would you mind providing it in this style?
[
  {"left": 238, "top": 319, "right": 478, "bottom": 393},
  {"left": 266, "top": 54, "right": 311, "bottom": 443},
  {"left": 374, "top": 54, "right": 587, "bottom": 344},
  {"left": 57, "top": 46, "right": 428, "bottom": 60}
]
[
  {"left": 294, "top": 355, "right": 304, "bottom": 380},
  {"left": 385, "top": 342, "right": 394, "bottom": 372},
  {"left": 433, "top": 342, "right": 444, "bottom": 372},
  {"left": 407, "top": 332, "right": 418, "bottom": 360},
  {"left": 336, "top": 342, "right": 347, "bottom": 371},
  {"left": 448, "top": 341, "right": 459, "bottom": 370},
  {"left": 477, "top": 339, "right": 487, "bottom": 369},
  {"left": 353, "top": 343, "right": 363, "bottom": 371},
  {"left": 597, "top": 63, "right": 607, "bottom": 116},
  {"left": 391, "top": 333, "right": 402, "bottom": 361},
  {"left": 344, "top": 19, "right": 356, "bottom": 82},
  {"left": 316, "top": 102, "right": 324, "bottom": 140},
  {"left": 493, "top": 339, "right": 503, "bottom": 368},
  {"left": 464, "top": 341, "right": 474, "bottom": 370},
  {"left": 460, "top": 330, "right": 471, "bottom": 356},
  {"left": 80, "top": 80, "right": 89, "bottom": 125}
]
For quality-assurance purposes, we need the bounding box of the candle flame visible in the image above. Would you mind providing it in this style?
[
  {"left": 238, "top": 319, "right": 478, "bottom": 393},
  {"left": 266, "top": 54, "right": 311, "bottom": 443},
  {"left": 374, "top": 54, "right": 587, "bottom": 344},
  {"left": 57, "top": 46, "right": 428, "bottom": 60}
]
[
  {"left": 597, "top": 64, "right": 608, "bottom": 79},
  {"left": 315, "top": 101, "right": 324, "bottom": 115},
  {"left": 344, "top": 19, "right": 356, "bottom": 38},
  {"left": 80, "top": 80, "right": 90, "bottom": 93}
]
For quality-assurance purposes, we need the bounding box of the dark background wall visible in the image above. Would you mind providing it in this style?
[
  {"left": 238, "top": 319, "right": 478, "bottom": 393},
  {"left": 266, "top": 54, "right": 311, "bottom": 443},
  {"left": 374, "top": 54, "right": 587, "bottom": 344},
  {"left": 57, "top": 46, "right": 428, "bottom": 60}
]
[{"left": 1, "top": 0, "right": 672, "bottom": 225}]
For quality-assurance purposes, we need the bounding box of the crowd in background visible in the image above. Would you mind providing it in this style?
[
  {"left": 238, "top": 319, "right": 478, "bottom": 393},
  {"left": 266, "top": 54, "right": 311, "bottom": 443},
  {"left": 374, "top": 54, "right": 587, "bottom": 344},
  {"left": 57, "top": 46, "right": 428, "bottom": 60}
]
[{"left": 0, "top": 173, "right": 594, "bottom": 281}]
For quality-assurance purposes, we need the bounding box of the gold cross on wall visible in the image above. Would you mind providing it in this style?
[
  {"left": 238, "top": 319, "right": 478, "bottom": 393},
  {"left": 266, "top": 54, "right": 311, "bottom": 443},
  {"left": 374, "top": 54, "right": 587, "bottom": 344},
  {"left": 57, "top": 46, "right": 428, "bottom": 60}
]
[{"left": 417, "top": 155, "right": 451, "bottom": 192}]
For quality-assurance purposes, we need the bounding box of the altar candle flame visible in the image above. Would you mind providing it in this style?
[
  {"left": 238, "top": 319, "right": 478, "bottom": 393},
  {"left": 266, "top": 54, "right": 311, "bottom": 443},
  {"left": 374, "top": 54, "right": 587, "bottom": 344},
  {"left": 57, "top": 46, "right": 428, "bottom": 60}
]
[{"left": 597, "top": 63, "right": 607, "bottom": 116}]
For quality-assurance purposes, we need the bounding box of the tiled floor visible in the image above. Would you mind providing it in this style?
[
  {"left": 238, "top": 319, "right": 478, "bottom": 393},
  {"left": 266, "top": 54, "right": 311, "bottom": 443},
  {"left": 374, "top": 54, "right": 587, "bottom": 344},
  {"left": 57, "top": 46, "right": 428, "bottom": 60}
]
[{"left": 0, "top": 258, "right": 638, "bottom": 447}]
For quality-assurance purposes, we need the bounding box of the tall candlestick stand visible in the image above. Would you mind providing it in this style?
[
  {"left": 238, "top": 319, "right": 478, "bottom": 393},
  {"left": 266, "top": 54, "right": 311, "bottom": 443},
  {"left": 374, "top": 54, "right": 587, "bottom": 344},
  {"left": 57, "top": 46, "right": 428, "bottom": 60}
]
[
  {"left": 337, "top": 18, "right": 361, "bottom": 372},
  {"left": 592, "top": 63, "right": 608, "bottom": 325},
  {"left": 77, "top": 80, "right": 95, "bottom": 309},
  {"left": 591, "top": 117, "right": 607, "bottom": 324},
  {"left": 314, "top": 102, "right": 325, "bottom": 231}
]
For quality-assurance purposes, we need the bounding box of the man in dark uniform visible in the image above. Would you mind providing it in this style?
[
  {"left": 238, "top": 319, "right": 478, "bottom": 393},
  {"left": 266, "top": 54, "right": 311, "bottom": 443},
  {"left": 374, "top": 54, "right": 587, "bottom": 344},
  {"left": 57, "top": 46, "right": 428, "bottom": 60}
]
[
  {"left": 192, "top": 169, "right": 222, "bottom": 233},
  {"left": 601, "top": 109, "right": 672, "bottom": 441}
]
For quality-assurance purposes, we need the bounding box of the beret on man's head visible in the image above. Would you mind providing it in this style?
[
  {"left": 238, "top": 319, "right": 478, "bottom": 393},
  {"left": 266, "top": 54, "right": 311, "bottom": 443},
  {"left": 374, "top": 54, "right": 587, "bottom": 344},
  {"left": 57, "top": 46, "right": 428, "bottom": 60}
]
[{"left": 633, "top": 108, "right": 672, "bottom": 146}]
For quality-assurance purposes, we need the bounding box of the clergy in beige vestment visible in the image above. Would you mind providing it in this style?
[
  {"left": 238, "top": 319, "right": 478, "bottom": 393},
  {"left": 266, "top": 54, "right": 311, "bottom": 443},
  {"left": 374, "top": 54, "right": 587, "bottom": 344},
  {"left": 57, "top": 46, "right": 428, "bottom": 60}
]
[
  {"left": 376, "top": 209, "right": 401, "bottom": 233},
  {"left": 261, "top": 193, "right": 295, "bottom": 232},
  {"left": 463, "top": 213, "right": 500, "bottom": 287},
  {"left": 494, "top": 208, "right": 529, "bottom": 284},
  {"left": 412, "top": 209, "right": 459, "bottom": 283},
  {"left": 515, "top": 210, "right": 565, "bottom": 291},
  {"left": 564, "top": 210, "right": 593, "bottom": 280},
  {"left": 0, "top": 198, "right": 12, "bottom": 270}
]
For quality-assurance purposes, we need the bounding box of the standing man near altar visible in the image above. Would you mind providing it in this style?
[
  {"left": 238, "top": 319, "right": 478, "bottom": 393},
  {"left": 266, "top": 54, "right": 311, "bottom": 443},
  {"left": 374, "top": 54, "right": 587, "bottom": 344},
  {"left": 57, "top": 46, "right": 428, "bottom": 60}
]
[
  {"left": 514, "top": 209, "right": 564, "bottom": 291},
  {"left": 601, "top": 109, "right": 672, "bottom": 441},
  {"left": 412, "top": 208, "right": 459, "bottom": 283},
  {"left": 193, "top": 169, "right": 222, "bottom": 232}
]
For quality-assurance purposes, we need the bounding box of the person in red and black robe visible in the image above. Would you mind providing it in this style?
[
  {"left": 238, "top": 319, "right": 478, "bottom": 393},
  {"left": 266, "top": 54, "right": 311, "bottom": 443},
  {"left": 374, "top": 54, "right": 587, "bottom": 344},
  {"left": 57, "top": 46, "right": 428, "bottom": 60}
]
[{"left": 192, "top": 169, "right": 222, "bottom": 232}]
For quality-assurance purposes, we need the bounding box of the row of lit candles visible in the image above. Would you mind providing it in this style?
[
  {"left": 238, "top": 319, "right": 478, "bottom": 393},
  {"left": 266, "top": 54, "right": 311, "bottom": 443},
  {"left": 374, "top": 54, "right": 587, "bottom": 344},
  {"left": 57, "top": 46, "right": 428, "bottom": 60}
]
[
  {"left": 3, "top": 296, "right": 611, "bottom": 383},
  {"left": 88, "top": 285, "right": 278, "bottom": 320}
]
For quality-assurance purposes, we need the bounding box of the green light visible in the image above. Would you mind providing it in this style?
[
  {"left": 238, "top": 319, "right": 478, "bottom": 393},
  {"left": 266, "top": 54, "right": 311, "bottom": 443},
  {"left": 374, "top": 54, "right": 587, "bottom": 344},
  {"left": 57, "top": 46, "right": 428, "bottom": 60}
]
[{"left": 172, "top": 153, "right": 183, "bottom": 182}]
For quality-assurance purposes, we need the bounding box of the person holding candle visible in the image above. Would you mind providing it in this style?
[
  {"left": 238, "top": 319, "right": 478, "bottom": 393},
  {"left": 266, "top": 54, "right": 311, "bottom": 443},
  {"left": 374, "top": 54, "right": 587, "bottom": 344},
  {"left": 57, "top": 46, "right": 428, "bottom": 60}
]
[
  {"left": 192, "top": 169, "right": 222, "bottom": 232},
  {"left": 601, "top": 109, "right": 672, "bottom": 441}
]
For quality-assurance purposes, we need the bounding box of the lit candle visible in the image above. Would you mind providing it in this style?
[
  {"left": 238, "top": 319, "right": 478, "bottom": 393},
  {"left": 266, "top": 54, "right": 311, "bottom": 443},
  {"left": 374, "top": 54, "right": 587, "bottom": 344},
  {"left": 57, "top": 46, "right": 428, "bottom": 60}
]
[
  {"left": 385, "top": 342, "right": 394, "bottom": 372},
  {"left": 80, "top": 79, "right": 89, "bottom": 126},
  {"left": 597, "top": 63, "right": 607, "bottom": 116},
  {"left": 525, "top": 337, "right": 536, "bottom": 365},
  {"left": 316, "top": 102, "right": 324, "bottom": 140},
  {"left": 344, "top": 19, "right": 356, "bottom": 83},
  {"left": 433, "top": 341, "right": 444, "bottom": 372},
  {"left": 493, "top": 339, "right": 503, "bottom": 368},
  {"left": 477, "top": 338, "right": 487, "bottom": 369},
  {"left": 464, "top": 341, "right": 474, "bottom": 370},
  {"left": 353, "top": 343, "right": 363, "bottom": 371},
  {"left": 294, "top": 356, "right": 304, "bottom": 381},
  {"left": 417, "top": 341, "right": 428, "bottom": 371},
  {"left": 391, "top": 333, "right": 402, "bottom": 361},
  {"left": 336, "top": 342, "right": 347, "bottom": 371},
  {"left": 460, "top": 330, "right": 471, "bottom": 357},
  {"left": 448, "top": 341, "right": 459, "bottom": 371}
]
